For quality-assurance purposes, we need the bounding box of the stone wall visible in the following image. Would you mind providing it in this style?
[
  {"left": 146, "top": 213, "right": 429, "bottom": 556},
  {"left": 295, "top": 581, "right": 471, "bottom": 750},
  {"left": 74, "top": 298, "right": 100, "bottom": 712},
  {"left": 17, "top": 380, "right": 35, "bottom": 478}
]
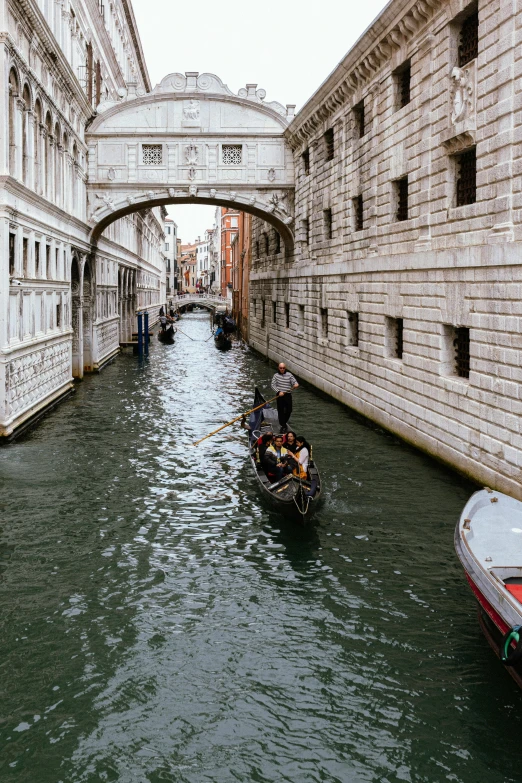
[{"left": 249, "top": 0, "right": 522, "bottom": 499}]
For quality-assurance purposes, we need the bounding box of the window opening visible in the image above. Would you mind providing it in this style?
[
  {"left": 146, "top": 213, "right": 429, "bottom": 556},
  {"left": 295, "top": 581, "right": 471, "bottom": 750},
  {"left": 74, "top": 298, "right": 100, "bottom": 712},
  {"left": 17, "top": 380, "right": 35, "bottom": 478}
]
[
  {"left": 353, "top": 195, "right": 363, "bottom": 232},
  {"left": 35, "top": 242, "right": 40, "bottom": 276},
  {"left": 303, "top": 218, "right": 310, "bottom": 245},
  {"left": 320, "top": 308, "right": 328, "bottom": 337},
  {"left": 324, "top": 128, "right": 334, "bottom": 161},
  {"left": 456, "top": 147, "right": 476, "bottom": 206},
  {"left": 302, "top": 148, "right": 310, "bottom": 175},
  {"left": 272, "top": 301, "right": 277, "bottom": 323},
  {"left": 386, "top": 317, "right": 404, "bottom": 359},
  {"left": 275, "top": 231, "right": 281, "bottom": 254},
  {"left": 261, "top": 299, "right": 266, "bottom": 327},
  {"left": 142, "top": 144, "right": 162, "bottom": 165},
  {"left": 347, "top": 311, "right": 359, "bottom": 346},
  {"left": 264, "top": 233, "right": 270, "bottom": 255},
  {"left": 324, "top": 208, "right": 333, "bottom": 239},
  {"left": 222, "top": 145, "right": 242, "bottom": 165},
  {"left": 23, "top": 237, "right": 28, "bottom": 277},
  {"left": 56, "top": 303, "right": 62, "bottom": 328},
  {"left": 9, "top": 233, "right": 15, "bottom": 276},
  {"left": 395, "top": 61, "right": 411, "bottom": 109},
  {"left": 285, "top": 302, "right": 290, "bottom": 329},
  {"left": 396, "top": 177, "right": 409, "bottom": 221},
  {"left": 455, "top": 327, "right": 470, "bottom": 378},
  {"left": 459, "top": 11, "right": 479, "bottom": 67},
  {"left": 353, "top": 100, "right": 365, "bottom": 138}
]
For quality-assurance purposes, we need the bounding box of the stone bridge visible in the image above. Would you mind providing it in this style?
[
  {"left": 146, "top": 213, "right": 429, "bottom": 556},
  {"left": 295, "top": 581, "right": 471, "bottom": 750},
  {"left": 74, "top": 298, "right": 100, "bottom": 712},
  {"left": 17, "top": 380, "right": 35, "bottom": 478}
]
[{"left": 86, "top": 72, "right": 296, "bottom": 251}]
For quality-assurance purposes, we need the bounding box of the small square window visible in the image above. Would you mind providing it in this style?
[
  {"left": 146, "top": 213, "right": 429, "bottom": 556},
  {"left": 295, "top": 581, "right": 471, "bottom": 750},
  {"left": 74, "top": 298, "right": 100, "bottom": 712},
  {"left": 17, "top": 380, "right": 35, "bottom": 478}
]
[
  {"left": 324, "top": 128, "right": 334, "bottom": 161},
  {"left": 353, "top": 195, "right": 363, "bottom": 232},
  {"left": 142, "top": 144, "right": 162, "bottom": 165},
  {"left": 222, "top": 145, "right": 242, "bottom": 165},
  {"left": 455, "top": 147, "right": 476, "bottom": 206},
  {"left": 353, "top": 100, "right": 365, "bottom": 138}
]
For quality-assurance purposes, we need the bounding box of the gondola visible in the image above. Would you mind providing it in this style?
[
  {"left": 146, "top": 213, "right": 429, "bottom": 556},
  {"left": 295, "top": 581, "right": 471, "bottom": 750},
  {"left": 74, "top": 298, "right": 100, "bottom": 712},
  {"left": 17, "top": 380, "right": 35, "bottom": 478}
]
[
  {"left": 158, "top": 324, "right": 176, "bottom": 344},
  {"left": 214, "top": 331, "right": 232, "bottom": 350},
  {"left": 247, "top": 387, "right": 321, "bottom": 521}
]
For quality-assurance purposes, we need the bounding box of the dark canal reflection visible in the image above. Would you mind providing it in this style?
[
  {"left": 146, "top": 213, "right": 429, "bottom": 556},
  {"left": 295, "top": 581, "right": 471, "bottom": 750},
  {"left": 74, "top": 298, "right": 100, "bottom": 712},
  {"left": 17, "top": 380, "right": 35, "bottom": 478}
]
[{"left": 0, "top": 311, "right": 520, "bottom": 783}]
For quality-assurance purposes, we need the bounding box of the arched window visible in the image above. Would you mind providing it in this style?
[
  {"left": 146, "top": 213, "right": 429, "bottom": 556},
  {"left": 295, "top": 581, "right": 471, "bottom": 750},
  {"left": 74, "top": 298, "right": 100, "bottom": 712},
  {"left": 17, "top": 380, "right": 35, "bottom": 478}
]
[
  {"left": 34, "top": 100, "right": 42, "bottom": 194},
  {"left": 62, "top": 131, "right": 69, "bottom": 210},
  {"left": 45, "top": 112, "right": 53, "bottom": 200},
  {"left": 22, "top": 84, "right": 31, "bottom": 185},
  {"left": 8, "top": 69, "right": 19, "bottom": 176},
  {"left": 264, "top": 232, "right": 270, "bottom": 256}
]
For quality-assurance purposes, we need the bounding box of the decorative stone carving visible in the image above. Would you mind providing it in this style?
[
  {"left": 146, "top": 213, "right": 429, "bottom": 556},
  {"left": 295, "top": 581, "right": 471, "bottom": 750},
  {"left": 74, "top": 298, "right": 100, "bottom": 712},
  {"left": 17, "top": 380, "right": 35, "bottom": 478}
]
[
  {"left": 107, "top": 167, "right": 116, "bottom": 180},
  {"left": 168, "top": 188, "right": 176, "bottom": 197},
  {"left": 183, "top": 100, "right": 200, "bottom": 121},
  {"left": 210, "top": 189, "right": 217, "bottom": 198},
  {"left": 268, "top": 168, "right": 276, "bottom": 182},
  {"left": 188, "top": 167, "right": 196, "bottom": 181},
  {"left": 5, "top": 343, "right": 71, "bottom": 417},
  {"left": 189, "top": 185, "right": 197, "bottom": 197},
  {"left": 451, "top": 66, "right": 473, "bottom": 125},
  {"left": 185, "top": 145, "right": 199, "bottom": 165},
  {"left": 95, "top": 193, "right": 115, "bottom": 211}
]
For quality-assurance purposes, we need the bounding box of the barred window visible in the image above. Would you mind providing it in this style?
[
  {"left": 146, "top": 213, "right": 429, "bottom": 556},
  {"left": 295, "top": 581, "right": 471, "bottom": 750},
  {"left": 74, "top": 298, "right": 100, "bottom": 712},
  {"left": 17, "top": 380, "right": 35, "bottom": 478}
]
[
  {"left": 455, "top": 327, "right": 470, "bottom": 378},
  {"left": 320, "top": 308, "right": 328, "bottom": 337},
  {"left": 353, "top": 100, "right": 365, "bottom": 138},
  {"left": 386, "top": 317, "right": 404, "bottom": 359},
  {"left": 285, "top": 302, "right": 290, "bottom": 329},
  {"left": 142, "top": 144, "right": 162, "bottom": 165},
  {"left": 222, "top": 145, "right": 242, "bottom": 165},
  {"left": 302, "top": 148, "right": 310, "bottom": 175},
  {"left": 458, "top": 11, "right": 479, "bottom": 67},
  {"left": 395, "top": 177, "right": 409, "bottom": 221},
  {"left": 394, "top": 60, "right": 411, "bottom": 110},
  {"left": 347, "top": 311, "right": 359, "bottom": 347},
  {"left": 324, "top": 208, "right": 333, "bottom": 239},
  {"left": 324, "top": 128, "right": 334, "bottom": 161},
  {"left": 455, "top": 147, "right": 476, "bottom": 206},
  {"left": 353, "top": 195, "right": 363, "bottom": 232}
]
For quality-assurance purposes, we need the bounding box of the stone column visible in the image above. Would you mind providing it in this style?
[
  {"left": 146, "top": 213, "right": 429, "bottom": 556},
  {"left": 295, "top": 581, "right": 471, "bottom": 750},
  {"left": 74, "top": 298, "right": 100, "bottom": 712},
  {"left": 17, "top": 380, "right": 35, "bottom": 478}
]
[{"left": 14, "top": 98, "right": 24, "bottom": 181}]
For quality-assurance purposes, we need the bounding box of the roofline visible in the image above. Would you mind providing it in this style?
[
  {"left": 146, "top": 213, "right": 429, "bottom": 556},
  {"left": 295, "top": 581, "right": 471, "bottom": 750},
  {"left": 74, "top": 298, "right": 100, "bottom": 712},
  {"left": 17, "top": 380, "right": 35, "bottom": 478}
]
[{"left": 120, "top": 0, "right": 152, "bottom": 92}]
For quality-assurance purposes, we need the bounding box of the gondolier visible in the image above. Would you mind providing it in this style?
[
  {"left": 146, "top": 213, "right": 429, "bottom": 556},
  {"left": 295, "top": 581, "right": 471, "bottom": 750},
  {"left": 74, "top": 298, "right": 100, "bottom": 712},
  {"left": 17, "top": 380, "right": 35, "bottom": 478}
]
[{"left": 271, "top": 362, "right": 299, "bottom": 432}]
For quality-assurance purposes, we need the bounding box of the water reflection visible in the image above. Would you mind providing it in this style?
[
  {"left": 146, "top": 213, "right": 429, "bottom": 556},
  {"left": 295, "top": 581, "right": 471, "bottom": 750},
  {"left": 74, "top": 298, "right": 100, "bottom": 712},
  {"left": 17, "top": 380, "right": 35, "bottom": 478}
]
[{"left": 0, "top": 311, "right": 521, "bottom": 783}]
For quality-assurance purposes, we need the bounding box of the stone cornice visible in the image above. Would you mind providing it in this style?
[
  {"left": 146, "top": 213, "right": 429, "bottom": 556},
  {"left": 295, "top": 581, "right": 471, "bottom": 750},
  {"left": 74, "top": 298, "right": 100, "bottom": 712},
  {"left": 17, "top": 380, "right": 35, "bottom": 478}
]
[
  {"left": 84, "top": 0, "right": 127, "bottom": 93},
  {"left": 286, "top": 0, "right": 443, "bottom": 149},
  {"left": 0, "top": 175, "right": 88, "bottom": 234},
  {"left": 120, "top": 0, "right": 152, "bottom": 92}
]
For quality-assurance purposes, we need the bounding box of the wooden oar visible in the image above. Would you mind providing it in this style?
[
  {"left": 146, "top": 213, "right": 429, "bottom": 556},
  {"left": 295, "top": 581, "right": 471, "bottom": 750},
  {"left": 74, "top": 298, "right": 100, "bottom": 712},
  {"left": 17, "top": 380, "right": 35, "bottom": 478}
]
[{"left": 193, "top": 395, "right": 279, "bottom": 447}]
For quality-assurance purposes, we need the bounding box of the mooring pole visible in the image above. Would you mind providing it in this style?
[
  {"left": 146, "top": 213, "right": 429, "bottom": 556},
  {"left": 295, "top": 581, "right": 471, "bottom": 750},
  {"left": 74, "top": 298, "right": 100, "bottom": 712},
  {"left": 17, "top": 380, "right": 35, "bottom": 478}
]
[
  {"left": 144, "top": 311, "right": 149, "bottom": 356},
  {"left": 137, "top": 312, "right": 143, "bottom": 359}
]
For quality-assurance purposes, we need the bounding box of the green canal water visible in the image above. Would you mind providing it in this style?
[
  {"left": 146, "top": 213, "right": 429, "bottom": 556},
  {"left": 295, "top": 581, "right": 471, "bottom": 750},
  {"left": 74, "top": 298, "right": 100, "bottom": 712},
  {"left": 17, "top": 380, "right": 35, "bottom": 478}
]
[{"left": 1, "top": 311, "right": 521, "bottom": 783}]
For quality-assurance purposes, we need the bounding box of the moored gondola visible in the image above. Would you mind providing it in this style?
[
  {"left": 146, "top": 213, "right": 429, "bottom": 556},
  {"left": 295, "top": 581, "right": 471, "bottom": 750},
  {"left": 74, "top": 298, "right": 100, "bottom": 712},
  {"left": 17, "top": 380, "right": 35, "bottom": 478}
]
[{"left": 247, "top": 387, "right": 321, "bottom": 521}]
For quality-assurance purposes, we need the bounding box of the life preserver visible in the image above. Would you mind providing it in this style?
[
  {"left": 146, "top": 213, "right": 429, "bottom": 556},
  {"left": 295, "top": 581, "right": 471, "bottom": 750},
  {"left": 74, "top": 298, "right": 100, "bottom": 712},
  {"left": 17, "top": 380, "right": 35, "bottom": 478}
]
[{"left": 500, "top": 625, "right": 522, "bottom": 666}]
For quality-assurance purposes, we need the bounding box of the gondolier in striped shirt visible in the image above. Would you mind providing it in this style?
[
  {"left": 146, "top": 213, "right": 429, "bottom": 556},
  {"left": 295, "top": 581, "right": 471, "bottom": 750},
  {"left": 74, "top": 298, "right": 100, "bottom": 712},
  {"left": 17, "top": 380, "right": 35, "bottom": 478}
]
[{"left": 271, "top": 362, "right": 299, "bottom": 433}]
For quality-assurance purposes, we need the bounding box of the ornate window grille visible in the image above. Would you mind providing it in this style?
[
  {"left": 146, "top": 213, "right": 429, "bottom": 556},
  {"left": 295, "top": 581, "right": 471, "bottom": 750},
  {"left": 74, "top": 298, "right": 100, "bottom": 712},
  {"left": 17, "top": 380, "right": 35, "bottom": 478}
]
[
  {"left": 456, "top": 147, "right": 476, "bottom": 206},
  {"left": 222, "top": 145, "right": 242, "bottom": 165},
  {"left": 353, "top": 195, "right": 363, "bottom": 231},
  {"left": 459, "top": 12, "right": 479, "bottom": 67},
  {"left": 324, "top": 128, "right": 334, "bottom": 161},
  {"left": 142, "top": 144, "right": 163, "bottom": 165},
  {"left": 396, "top": 177, "right": 409, "bottom": 221},
  {"left": 455, "top": 327, "right": 470, "bottom": 378}
]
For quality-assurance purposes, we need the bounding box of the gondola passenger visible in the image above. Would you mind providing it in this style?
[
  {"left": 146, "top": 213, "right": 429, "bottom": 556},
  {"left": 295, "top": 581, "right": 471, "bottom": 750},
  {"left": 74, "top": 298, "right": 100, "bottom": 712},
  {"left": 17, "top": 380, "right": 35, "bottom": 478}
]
[
  {"left": 264, "top": 435, "right": 290, "bottom": 481},
  {"left": 293, "top": 436, "right": 310, "bottom": 480},
  {"left": 284, "top": 431, "right": 297, "bottom": 453},
  {"left": 257, "top": 432, "right": 273, "bottom": 464}
]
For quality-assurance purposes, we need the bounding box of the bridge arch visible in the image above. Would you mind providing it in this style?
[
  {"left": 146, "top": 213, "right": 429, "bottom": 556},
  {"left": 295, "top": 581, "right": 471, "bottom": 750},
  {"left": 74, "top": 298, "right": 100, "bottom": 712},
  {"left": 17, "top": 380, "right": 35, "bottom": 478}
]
[{"left": 86, "top": 72, "right": 296, "bottom": 251}]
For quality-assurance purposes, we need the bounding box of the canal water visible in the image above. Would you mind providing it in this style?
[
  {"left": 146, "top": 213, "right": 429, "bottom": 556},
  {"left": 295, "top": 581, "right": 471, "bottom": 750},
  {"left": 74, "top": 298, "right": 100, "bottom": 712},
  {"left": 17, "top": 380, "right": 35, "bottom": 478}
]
[{"left": 1, "top": 311, "right": 521, "bottom": 783}]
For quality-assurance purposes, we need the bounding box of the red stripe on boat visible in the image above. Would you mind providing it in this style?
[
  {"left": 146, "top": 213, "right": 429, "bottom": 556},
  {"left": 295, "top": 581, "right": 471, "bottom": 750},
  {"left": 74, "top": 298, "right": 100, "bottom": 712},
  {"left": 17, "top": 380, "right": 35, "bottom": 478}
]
[
  {"left": 506, "top": 584, "right": 522, "bottom": 604},
  {"left": 465, "top": 573, "right": 510, "bottom": 634}
]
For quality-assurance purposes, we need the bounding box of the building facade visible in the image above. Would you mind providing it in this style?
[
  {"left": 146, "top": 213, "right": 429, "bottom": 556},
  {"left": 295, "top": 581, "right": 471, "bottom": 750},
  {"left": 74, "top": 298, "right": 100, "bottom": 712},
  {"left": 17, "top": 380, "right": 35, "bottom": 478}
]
[
  {"left": 180, "top": 242, "right": 197, "bottom": 293},
  {"left": 249, "top": 0, "right": 522, "bottom": 500},
  {"left": 1, "top": 0, "right": 166, "bottom": 437},
  {"left": 164, "top": 216, "right": 178, "bottom": 296},
  {"left": 231, "top": 212, "right": 251, "bottom": 340},
  {"left": 220, "top": 208, "right": 240, "bottom": 300}
]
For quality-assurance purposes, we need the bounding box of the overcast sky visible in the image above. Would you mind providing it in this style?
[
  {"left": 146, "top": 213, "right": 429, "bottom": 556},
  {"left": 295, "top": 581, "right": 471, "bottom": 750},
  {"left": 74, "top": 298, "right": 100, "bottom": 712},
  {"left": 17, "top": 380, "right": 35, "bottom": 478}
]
[{"left": 130, "top": 0, "right": 390, "bottom": 243}]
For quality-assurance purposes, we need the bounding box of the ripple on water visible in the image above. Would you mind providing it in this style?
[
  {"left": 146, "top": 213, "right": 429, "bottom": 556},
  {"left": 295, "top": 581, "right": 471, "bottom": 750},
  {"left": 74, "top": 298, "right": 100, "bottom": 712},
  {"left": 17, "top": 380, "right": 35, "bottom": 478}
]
[{"left": 0, "top": 313, "right": 521, "bottom": 783}]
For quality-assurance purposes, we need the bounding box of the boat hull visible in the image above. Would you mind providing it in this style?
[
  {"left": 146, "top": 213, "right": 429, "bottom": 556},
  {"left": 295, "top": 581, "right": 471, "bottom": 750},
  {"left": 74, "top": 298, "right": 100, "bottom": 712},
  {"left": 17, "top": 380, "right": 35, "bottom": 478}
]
[{"left": 455, "top": 489, "right": 522, "bottom": 688}]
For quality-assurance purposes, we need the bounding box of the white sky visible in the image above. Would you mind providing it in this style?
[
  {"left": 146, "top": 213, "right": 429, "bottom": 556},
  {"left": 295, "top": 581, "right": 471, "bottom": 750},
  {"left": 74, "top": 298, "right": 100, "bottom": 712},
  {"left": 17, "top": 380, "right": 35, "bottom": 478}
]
[{"left": 130, "top": 0, "right": 390, "bottom": 243}]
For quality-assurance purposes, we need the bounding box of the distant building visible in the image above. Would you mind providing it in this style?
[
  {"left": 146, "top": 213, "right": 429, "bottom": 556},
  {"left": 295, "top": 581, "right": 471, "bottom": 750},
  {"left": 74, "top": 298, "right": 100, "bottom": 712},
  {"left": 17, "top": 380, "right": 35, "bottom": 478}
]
[
  {"left": 231, "top": 213, "right": 251, "bottom": 341},
  {"left": 220, "top": 209, "right": 240, "bottom": 299},
  {"left": 180, "top": 242, "right": 198, "bottom": 293},
  {"left": 164, "top": 217, "right": 178, "bottom": 296}
]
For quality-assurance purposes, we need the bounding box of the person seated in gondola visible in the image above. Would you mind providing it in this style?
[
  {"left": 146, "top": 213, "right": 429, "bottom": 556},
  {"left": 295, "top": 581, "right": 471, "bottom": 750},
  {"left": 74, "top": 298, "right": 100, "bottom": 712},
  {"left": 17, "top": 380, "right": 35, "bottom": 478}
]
[
  {"left": 257, "top": 432, "right": 273, "bottom": 464},
  {"left": 292, "top": 436, "right": 310, "bottom": 480},
  {"left": 215, "top": 325, "right": 224, "bottom": 338},
  {"left": 283, "top": 431, "right": 297, "bottom": 454},
  {"left": 263, "top": 435, "right": 291, "bottom": 481}
]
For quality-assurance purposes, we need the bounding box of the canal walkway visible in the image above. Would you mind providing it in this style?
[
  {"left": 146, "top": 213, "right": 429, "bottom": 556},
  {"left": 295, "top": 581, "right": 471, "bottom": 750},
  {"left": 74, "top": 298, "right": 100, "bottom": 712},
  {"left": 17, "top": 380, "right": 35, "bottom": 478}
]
[{"left": 0, "top": 311, "right": 521, "bottom": 783}]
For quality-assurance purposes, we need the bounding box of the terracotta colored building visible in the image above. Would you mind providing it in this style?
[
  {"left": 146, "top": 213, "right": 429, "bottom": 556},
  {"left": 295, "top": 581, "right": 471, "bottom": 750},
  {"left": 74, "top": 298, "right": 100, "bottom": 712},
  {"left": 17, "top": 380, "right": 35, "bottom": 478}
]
[
  {"left": 231, "top": 212, "right": 252, "bottom": 342},
  {"left": 220, "top": 208, "right": 240, "bottom": 299}
]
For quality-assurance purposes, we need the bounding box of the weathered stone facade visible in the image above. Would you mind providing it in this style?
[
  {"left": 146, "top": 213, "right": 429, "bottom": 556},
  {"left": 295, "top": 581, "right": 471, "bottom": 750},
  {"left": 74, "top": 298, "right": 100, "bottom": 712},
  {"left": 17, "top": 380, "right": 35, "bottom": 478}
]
[{"left": 249, "top": 0, "right": 522, "bottom": 499}]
